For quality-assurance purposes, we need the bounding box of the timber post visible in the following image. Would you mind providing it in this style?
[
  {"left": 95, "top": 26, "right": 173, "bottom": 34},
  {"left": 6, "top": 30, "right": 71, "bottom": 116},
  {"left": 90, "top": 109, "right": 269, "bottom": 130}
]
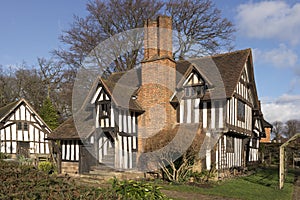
[
  {"left": 279, "top": 145, "right": 284, "bottom": 189},
  {"left": 279, "top": 133, "right": 300, "bottom": 189}
]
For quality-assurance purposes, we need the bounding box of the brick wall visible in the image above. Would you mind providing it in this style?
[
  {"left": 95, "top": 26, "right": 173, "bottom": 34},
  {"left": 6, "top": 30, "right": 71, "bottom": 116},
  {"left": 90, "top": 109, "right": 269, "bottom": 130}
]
[
  {"left": 260, "top": 127, "right": 271, "bottom": 143},
  {"left": 61, "top": 161, "right": 79, "bottom": 174},
  {"left": 138, "top": 16, "right": 177, "bottom": 152}
]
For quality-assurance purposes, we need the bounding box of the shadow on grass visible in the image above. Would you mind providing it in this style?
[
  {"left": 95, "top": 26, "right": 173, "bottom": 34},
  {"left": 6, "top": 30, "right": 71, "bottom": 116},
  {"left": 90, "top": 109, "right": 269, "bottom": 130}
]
[
  {"left": 242, "top": 167, "right": 295, "bottom": 188},
  {"left": 161, "top": 167, "right": 295, "bottom": 200}
]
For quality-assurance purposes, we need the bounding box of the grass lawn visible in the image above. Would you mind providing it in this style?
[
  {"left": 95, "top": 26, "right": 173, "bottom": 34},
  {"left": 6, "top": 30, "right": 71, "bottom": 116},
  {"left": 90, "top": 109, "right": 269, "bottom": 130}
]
[{"left": 162, "top": 167, "right": 294, "bottom": 200}]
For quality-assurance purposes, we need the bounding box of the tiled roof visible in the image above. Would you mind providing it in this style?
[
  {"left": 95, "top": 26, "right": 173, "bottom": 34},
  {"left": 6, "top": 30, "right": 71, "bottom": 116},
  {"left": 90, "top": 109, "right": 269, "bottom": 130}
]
[
  {"left": 100, "top": 69, "right": 143, "bottom": 112},
  {"left": 47, "top": 117, "right": 80, "bottom": 140},
  {"left": 176, "top": 48, "right": 251, "bottom": 99},
  {"left": 0, "top": 101, "right": 19, "bottom": 121},
  {"left": 50, "top": 49, "right": 256, "bottom": 141}
]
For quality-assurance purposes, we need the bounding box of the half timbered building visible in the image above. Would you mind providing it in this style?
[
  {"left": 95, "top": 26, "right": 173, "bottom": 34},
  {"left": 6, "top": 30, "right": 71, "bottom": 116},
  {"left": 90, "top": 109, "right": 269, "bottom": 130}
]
[
  {"left": 49, "top": 16, "right": 268, "bottom": 174},
  {"left": 0, "top": 99, "right": 51, "bottom": 158}
]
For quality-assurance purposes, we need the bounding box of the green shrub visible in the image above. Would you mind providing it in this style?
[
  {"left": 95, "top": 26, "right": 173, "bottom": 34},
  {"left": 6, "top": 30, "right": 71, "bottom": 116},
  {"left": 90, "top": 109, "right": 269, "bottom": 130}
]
[
  {"left": 17, "top": 155, "right": 34, "bottom": 166},
  {"left": 0, "top": 152, "right": 9, "bottom": 159},
  {"left": 111, "top": 178, "right": 169, "bottom": 200},
  {"left": 38, "top": 161, "right": 54, "bottom": 174},
  {"left": 188, "top": 170, "right": 216, "bottom": 183}
]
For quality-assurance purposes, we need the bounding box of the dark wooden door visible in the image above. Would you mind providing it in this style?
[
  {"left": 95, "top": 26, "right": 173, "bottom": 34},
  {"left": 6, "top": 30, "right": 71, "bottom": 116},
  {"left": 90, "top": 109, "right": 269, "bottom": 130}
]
[
  {"left": 17, "top": 142, "right": 30, "bottom": 158},
  {"left": 79, "top": 144, "right": 97, "bottom": 174}
]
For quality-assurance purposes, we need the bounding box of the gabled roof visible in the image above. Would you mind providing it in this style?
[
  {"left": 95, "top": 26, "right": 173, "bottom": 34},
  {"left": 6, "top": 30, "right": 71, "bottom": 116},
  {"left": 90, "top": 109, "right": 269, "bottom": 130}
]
[
  {"left": 175, "top": 48, "right": 252, "bottom": 99},
  {"left": 0, "top": 98, "right": 52, "bottom": 132},
  {"left": 97, "top": 70, "right": 144, "bottom": 112},
  {"left": 47, "top": 117, "right": 80, "bottom": 140},
  {"left": 0, "top": 101, "right": 19, "bottom": 121}
]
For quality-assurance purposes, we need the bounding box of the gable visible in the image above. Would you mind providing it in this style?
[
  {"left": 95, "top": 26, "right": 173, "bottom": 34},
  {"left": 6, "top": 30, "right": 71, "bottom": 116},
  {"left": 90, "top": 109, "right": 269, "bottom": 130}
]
[
  {"left": 183, "top": 69, "right": 205, "bottom": 87},
  {"left": 0, "top": 99, "right": 51, "bottom": 133},
  {"left": 176, "top": 48, "right": 252, "bottom": 100},
  {"left": 0, "top": 99, "right": 51, "bottom": 155},
  {"left": 233, "top": 62, "right": 255, "bottom": 106},
  {"left": 90, "top": 83, "right": 111, "bottom": 104},
  {"left": 91, "top": 75, "right": 143, "bottom": 112}
]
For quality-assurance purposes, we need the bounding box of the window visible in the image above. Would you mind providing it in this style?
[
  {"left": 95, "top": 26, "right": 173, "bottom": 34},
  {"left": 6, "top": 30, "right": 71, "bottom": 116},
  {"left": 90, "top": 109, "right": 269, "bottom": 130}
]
[
  {"left": 23, "top": 122, "right": 28, "bottom": 131},
  {"left": 237, "top": 100, "right": 245, "bottom": 121},
  {"left": 17, "top": 122, "right": 22, "bottom": 130},
  {"left": 17, "top": 122, "right": 29, "bottom": 131},
  {"left": 184, "top": 85, "right": 205, "bottom": 98},
  {"left": 226, "top": 136, "right": 234, "bottom": 153},
  {"left": 185, "top": 87, "right": 193, "bottom": 97},
  {"left": 99, "top": 102, "right": 110, "bottom": 118}
]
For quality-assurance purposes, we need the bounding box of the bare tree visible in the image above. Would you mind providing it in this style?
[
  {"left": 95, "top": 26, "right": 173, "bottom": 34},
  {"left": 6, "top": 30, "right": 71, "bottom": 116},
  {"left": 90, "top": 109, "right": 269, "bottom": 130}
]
[
  {"left": 165, "top": 0, "right": 235, "bottom": 59},
  {"left": 54, "top": 0, "right": 164, "bottom": 71},
  {"left": 15, "top": 68, "right": 47, "bottom": 110},
  {"left": 54, "top": 0, "right": 235, "bottom": 72},
  {"left": 38, "top": 58, "right": 63, "bottom": 97},
  {"left": 0, "top": 64, "right": 46, "bottom": 110},
  {"left": 38, "top": 57, "right": 75, "bottom": 119},
  {"left": 284, "top": 120, "right": 298, "bottom": 139},
  {"left": 0, "top": 66, "right": 23, "bottom": 107},
  {"left": 272, "top": 121, "right": 284, "bottom": 143}
]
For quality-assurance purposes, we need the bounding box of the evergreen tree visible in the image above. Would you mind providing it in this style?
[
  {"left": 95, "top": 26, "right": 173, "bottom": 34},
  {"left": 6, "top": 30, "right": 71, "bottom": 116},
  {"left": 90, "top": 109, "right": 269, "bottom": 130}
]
[{"left": 39, "top": 97, "right": 59, "bottom": 130}]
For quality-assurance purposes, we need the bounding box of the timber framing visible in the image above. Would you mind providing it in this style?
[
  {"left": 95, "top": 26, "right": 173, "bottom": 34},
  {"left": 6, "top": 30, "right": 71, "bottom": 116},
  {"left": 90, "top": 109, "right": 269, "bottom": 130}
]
[
  {"left": 0, "top": 99, "right": 51, "bottom": 157},
  {"left": 48, "top": 16, "right": 270, "bottom": 175}
]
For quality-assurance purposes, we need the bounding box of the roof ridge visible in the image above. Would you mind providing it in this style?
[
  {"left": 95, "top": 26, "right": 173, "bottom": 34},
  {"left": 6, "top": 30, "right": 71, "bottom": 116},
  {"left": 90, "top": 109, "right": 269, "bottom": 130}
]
[
  {"left": 210, "top": 48, "right": 251, "bottom": 58},
  {"left": 176, "top": 48, "right": 251, "bottom": 63}
]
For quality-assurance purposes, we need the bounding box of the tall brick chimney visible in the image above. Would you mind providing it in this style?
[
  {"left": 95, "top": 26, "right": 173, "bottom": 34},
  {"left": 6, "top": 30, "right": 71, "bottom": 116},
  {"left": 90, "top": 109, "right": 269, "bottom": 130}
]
[
  {"left": 144, "top": 16, "right": 173, "bottom": 60},
  {"left": 137, "top": 16, "right": 176, "bottom": 152}
]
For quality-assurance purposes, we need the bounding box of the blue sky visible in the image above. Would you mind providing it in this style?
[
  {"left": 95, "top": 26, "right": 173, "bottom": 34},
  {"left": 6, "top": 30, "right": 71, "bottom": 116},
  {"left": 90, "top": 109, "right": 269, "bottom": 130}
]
[
  {"left": 0, "top": 0, "right": 87, "bottom": 68},
  {"left": 213, "top": 0, "right": 300, "bottom": 122},
  {"left": 0, "top": 0, "right": 299, "bottom": 122}
]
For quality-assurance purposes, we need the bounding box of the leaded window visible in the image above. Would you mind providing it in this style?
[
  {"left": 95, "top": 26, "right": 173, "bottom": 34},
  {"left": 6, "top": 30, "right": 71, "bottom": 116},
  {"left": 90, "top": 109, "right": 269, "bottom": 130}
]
[{"left": 237, "top": 100, "right": 245, "bottom": 122}]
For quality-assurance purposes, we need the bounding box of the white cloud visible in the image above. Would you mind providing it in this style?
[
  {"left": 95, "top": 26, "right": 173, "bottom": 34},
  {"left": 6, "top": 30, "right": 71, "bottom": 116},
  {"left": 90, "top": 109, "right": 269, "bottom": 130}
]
[
  {"left": 261, "top": 94, "right": 300, "bottom": 122},
  {"left": 253, "top": 44, "right": 298, "bottom": 68},
  {"left": 237, "top": 1, "right": 300, "bottom": 44}
]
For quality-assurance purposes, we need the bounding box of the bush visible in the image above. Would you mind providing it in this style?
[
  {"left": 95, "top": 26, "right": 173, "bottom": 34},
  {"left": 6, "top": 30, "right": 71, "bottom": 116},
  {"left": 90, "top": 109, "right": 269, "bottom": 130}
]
[
  {"left": 38, "top": 161, "right": 55, "bottom": 174},
  {"left": 0, "top": 152, "right": 9, "bottom": 159},
  {"left": 0, "top": 161, "right": 104, "bottom": 199},
  {"left": 111, "top": 178, "right": 169, "bottom": 200},
  {"left": 17, "top": 155, "right": 34, "bottom": 166},
  {"left": 188, "top": 170, "right": 216, "bottom": 183}
]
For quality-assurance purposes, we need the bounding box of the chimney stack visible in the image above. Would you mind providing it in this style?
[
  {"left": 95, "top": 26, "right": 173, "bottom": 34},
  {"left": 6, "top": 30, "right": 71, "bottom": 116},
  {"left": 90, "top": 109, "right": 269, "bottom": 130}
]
[
  {"left": 137, "top": 16, "right": 176, "bottom": 153},
  {"left": 144, "top": 16, "right": 173, "bottom": 60}
]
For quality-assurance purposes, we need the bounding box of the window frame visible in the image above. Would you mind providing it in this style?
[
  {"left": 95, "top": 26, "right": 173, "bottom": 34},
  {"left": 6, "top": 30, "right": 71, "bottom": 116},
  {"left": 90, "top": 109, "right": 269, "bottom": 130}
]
[
  {"left": 237, "top": 99, "right": 246, "bottom": 122},
  {"left": 226, "top": 136, "right": 234, "bottom": 153},
  {"left": 98, "top": 102, "right": 111, "bottom": 119},
  {"left": 184, "top": 84, "right": 205, "bottom": 98},
  {"left": 17, "top": 122, "right": 22, "bottom": 130},
  {"left": 23, "top": 122, "right": 28, "bottom": 131}
]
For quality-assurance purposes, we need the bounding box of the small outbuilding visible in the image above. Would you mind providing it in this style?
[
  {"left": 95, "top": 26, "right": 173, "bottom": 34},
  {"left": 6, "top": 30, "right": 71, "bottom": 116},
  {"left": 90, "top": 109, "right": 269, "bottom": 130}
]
[{"left": 0, "top": 99, "right": 51, "bottom": 159}]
